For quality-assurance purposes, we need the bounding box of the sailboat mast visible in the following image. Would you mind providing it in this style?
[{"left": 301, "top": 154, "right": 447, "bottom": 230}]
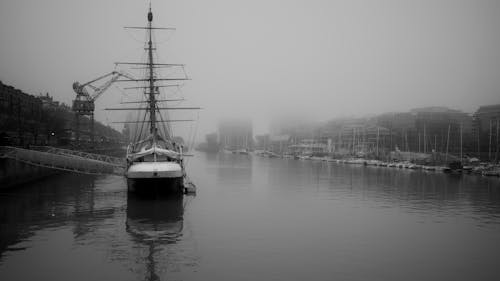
[
  {"left": 376, "top": 127, "right": 380, "bottom": 158},
  {"left": 147, "top": 7, "right": 157, "bottom": 137},
  {"left": 423, "top": 123, "right": 426, "bottom": 153},
  {"left": 445, "top": 124, "right": 450, "bottom": 163}
]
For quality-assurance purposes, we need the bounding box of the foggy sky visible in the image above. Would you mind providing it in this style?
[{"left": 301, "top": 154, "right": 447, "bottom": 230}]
[{"left": 1, "top": 0, "right": 500, "bottom": 140}]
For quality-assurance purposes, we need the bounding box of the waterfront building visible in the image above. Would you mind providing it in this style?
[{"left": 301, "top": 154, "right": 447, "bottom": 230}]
[
  {"left": 375, "top": 112, "right": 417, "bottom": 153},
  {"left": 0, "top": 81, "right": 43, "bottom": 146},
  {"left": 372, "top": 107, "right": 473, "bottom": 157},
  {"left": 268, "top": 106, "right": 476, "bottom": 160},
  {"left": 321, "top": 117, "right": 392, "bottom": 157},
  {"left": 268, "top": 134, "right": 290, "bottom": 155},
  {"left": 288, "top": 138, "right": 328, "bottom": 156},
  {"left": 255, "top": 134, "right": 270, "bottom": 151},
  {"left": 412, "top": 107, "right": 473, "bottom": 157},
  {"left": 38, "top": 92, "right": 60, "bottom": 109},
  {"left": 473, "top": 104, "right": 500, "bottom": 161},
  {"left": 0, "top": 81, "right": 123, "bottom": 147},
  {"left": 218, "top": 118, "right": 253, "bottom": 151},
  {"left": 196, "top": 132, "right": 219, "bottom": 152}
]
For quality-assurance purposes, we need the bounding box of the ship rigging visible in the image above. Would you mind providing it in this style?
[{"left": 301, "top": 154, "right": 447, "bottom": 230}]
[{"left": 106, "top": 5, "right": 199, "bottom": 195}]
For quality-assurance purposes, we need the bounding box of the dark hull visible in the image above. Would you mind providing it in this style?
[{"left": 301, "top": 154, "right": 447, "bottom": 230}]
[{"left": 127, "top": 177, "right": 184, "bottom": 196}]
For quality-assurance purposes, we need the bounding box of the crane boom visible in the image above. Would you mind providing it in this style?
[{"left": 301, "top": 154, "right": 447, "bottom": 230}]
[
  {"left": 73, "top": 71, "right": 135, "bottom": 101},
  {"left": 71, "top": 70, "right": 135, "bottom": 143}
]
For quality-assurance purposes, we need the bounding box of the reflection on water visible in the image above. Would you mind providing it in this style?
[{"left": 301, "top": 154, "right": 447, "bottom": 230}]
[
  {"left": 216, "top": 153, "right": 252, "bottom": 185},
  {"left": 0, "top": 173, "right": 197, "bottom": 281},
  {"left": 0, "top": 174, "right": 106, "bottom": 260},
  {"left": 126, "top": 195, "right": 184, "bottom": 281},
  {"left": 126, "top": 195, "right": 184, "bottom": 243},
  {"left": 262, "top": 159, "right": 500, "bottom": 224}
]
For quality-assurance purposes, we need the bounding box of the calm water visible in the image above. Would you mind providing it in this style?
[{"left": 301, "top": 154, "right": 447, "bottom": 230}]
[{"left": 1, "top": 153, "right": 500, "bottom": 281}]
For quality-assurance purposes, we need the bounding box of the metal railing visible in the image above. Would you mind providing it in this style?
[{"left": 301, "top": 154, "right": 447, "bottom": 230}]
[{"left": 0, "top": 146, "right": 125, "bottom": 176}]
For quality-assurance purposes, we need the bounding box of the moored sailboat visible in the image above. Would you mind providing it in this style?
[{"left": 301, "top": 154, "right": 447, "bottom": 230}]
[{"left": 109, "top": 6, "right": 198, "bottom": 195}]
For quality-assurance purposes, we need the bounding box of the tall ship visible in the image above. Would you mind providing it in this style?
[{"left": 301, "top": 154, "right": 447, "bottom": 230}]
[{"left": 110, "top": 6, "right": 198, "bottom": 195}]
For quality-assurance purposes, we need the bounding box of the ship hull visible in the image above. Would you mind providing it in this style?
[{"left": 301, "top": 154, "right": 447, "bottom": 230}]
[
  {"left": 127, "top": 177, "right": 184, "bottom": 196},
  {"left": 126, "top": 161, "right": 184, "bottom": 196}
]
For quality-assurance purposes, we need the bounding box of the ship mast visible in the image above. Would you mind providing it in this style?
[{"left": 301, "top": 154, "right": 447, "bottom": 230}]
[
  {"left": 107, "top": 5, "right": 200, "bottom": 146},
  {"left": 147, "top": 6, "right": 157, "bottom": 140}
]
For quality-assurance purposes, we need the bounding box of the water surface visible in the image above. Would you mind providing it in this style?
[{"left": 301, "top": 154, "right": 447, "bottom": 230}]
[{"left": 1, "top": 153, "right": 500, "bottom": 281}]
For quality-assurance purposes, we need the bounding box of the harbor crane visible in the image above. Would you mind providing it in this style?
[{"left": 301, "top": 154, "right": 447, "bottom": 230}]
[{"left": 72, "top": 71, "right": 135, "bottom": 143}]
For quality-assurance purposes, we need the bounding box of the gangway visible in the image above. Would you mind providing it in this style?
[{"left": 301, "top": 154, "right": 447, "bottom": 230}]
[{"left": 0, "top": 146, "right": 126, "bottom": 176}]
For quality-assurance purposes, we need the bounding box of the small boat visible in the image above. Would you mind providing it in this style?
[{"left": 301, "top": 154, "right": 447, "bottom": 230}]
[
  {"left": 462, "top": 166, "right": 473, "bottom": 174},
  {"left": 366, "top": 160, "right": 381, "bottom": 166},
  {"left": 346, "top": 158, "right": 366, "bottom": 165},
  {"left": 446, "top": 161, "right": 463, "bottom": 174},
  {"left": 435, "top": 166, "right": 451, "bottom": 173},
  {"left": 422, "top": 165, "right": 436, "bottom": 171},
  {"left": 234, "top": 148, "right": 249, "bottom": 155},
  {"left": 482, "top": 168, "right": 500, "bottom": 177}
]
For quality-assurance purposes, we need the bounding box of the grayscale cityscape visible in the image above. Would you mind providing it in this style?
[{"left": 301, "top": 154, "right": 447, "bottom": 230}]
[{"left": 1, "top": 1, "right": 499, "bottom": 281}]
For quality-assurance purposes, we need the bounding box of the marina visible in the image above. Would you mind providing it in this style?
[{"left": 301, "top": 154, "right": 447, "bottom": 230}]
[{"left": 262, "top": 155, "right": 500, "bottom": 177}]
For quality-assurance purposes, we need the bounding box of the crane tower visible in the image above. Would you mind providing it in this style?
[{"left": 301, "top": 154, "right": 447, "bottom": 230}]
[{"left": 72, "top": 71, "right": 134, "bottom": 144}]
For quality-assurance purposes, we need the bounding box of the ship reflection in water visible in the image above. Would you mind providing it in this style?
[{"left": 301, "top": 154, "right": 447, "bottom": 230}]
[
  {"left": 0, "top": 175, "right": 198, "bottom": 281},
  {"left": 126, "top": 195, "right": 184, "bottom": 281}
]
